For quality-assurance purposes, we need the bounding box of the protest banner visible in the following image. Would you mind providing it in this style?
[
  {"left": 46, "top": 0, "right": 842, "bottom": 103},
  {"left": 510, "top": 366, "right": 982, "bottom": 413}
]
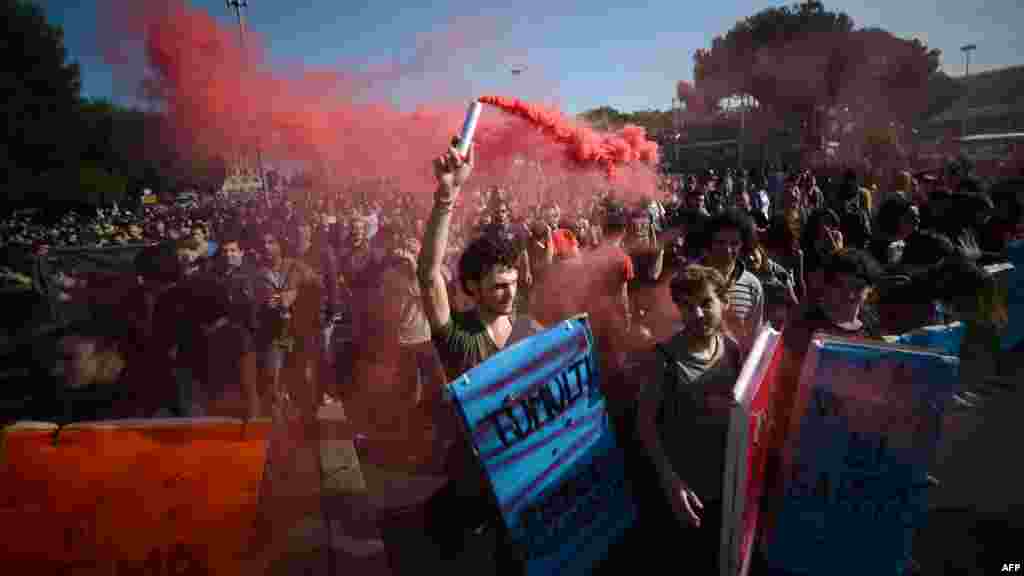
[
  {"left": 446, "top": 314, "right": 635, "bottom": 576},
  {"left": 0, "top": 417, "right": 268, "bottom": 576},
  {"left": 47, "top": 243, "right": 158, "bottom": 278},
  {"left": 1000, "top": 240, "right": 1023, "bottom": 351},
  {"left": 885, "top": 263, "right": 1012, "bottom": 357},
  {"left": 762, "top": 335, "right": 960, "bottom": 576},
  {"left": 957, "top": 262, "right": 1015, "bottom": 394},
  {"left": 885, "top": 321, "right": 964, "bottom": 357},
  {"left": 720, "top": 326, "right": 783, "bottom": 576}
]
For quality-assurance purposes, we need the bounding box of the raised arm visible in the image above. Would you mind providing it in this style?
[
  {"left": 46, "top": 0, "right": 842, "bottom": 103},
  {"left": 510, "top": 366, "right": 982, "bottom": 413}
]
[
  {"left": 418, "top": 143, "right": 474, "bottom": 332},
  {"left": 649, "top": 225, "right": 666, "bottom": 281},
  {"left": 518, "top": 248, "right": 532, "bottom": 288}
]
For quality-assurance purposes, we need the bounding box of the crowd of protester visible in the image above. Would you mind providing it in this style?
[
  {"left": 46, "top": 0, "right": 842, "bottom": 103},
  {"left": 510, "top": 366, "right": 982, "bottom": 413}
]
[{"left": 2, "top": 140, "right": 1022, "bottom": 572}]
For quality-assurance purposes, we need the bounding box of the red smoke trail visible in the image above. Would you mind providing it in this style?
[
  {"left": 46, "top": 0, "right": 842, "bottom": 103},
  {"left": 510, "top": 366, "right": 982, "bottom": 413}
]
[
  {"left": 478, "top": 95, "right": 659, "bottom": 180},
  {"left": 96, "top": 0, "right": 663, "bottom": 211}
]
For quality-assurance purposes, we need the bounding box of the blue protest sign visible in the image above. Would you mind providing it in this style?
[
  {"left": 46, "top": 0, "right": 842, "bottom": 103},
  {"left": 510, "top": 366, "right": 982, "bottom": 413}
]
[
  {"left": 446, "top": 314, "right": 635, "bottom": 576},
  {"left": 763, "top": 335, "right": 959, "bottom": 576},
  {"left": 1001, "top": 240, "right": 1023, "bottom": 350},
  {"left": 887, "top": 322, "right": 964, "bottom": 358}
]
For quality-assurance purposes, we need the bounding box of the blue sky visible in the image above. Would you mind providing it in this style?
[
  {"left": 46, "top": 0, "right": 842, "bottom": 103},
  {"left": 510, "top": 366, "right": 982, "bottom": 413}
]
[{"left": 41, "top": 0, "right": 1024, "bottom": 115}]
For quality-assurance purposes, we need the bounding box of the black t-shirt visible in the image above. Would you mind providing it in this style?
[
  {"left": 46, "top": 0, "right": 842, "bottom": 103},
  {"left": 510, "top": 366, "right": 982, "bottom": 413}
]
[
  {"left": 653, "top": 334, "right": 744, "bottom": 502},
  {"left": 154, "top": 274, "right": 228, "bottom": 356}
]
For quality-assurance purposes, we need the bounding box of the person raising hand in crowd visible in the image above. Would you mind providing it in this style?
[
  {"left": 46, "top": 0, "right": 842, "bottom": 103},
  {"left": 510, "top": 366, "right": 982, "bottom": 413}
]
[{"left": 418, "top": 139, "right": 523, "bottom": 571}]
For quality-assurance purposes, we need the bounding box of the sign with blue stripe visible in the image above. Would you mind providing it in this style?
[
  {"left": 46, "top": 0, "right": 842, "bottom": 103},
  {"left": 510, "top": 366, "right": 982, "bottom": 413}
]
[
  {"left": 887, "top": 322, "right": 964, "bottom": 357},
  {"left": 1001, "top": 240, "right": 1023, "bottom": 350},
  {"left": 446, "top": 315, "right": 635, "bottom": 576},
  {"left": 763, "top": 335, "right": 960, "bottom": 576}
]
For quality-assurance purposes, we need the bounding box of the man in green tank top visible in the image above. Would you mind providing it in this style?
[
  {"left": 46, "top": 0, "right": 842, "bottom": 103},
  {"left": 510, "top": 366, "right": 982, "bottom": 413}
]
[
  {"left": 417, "top": 139, "right": 524, "bottom": 571},
  {"left": 418, "top": 140, "right": 520, "bottom": 383}
]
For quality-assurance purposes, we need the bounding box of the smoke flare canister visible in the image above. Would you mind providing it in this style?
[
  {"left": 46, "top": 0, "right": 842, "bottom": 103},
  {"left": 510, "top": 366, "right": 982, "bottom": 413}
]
[{"left": 456, "top": 100, "right": 483, "bottom": 158}]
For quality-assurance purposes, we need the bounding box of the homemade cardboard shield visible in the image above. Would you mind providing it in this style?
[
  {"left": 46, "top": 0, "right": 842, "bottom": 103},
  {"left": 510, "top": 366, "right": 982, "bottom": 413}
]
[
  {"left": 886, "top": 322, "right": 965, "bottom": 358},
  {"left": 762, "top": 335, "right": 960, "bottom": 576},
  {"left": 959, "top": 262, "right": 1015, "bottom": 390},
  {"left": 720, "top": 327, "right": 783, "bottom": 576},
  {"left": 446, "top": 314, "right": 635, "bottom": 576},
  {"left": 0, "top": 417, "right": 267, "bottom": 575},
  {"left": 1000, "top": 241, "right": 1023, "bottom": 351}
]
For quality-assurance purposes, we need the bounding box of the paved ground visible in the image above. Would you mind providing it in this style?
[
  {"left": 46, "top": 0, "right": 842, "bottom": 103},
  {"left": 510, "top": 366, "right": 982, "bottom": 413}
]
[
  {"left": 913, "top": 349, "right": 1024, "bottom": 575},
  {"left": 264, "top": 368, "right": 1024, "bottom": 576},
  {"left": 2, "top": 338, "right": 1018, "bottom": 575}
]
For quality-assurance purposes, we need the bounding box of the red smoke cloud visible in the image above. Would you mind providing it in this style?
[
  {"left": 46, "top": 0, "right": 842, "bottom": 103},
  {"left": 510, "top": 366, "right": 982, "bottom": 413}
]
[
  {"left": 687, "top": 25, "right": 936, "bottom": 172},
  {"left": 478, "top": 95, "right": 659, "bottom": 180},
  {"left": 97, "top": 0, "right": 661, "bottom": 209}
]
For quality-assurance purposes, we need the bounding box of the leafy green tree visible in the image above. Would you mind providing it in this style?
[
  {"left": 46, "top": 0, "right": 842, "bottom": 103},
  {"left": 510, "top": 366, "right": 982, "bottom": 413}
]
[
  {"left": 579, "top": 106, "right": 673, "bottom": 136},
  {"left": 579, "top": 106, "right": 629, "bottom": 130},
  {"left": 3, "top": 0, "right": 82, "bottom": 190},
  {"left": 693, "top": 1, "right": 940, "bottom": 153},
  {"left": 77, "top": 162, "right": 128, "bottom": 206}
]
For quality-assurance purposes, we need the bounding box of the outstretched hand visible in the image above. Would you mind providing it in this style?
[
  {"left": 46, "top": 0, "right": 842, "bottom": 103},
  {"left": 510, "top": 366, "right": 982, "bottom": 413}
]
[
  {"left": 433, "top": 138, "right": 474, "bottom": 205},
  {"left": 827, "top": 228, "right": 844, "bottom": 253},
  {"left": 664, "top": 471, "right": 704, "bottom": 527}
]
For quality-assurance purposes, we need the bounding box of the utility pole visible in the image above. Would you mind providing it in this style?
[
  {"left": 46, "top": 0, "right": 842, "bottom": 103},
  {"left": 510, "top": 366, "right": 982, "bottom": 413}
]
[
  {"left": 961, "top": 43, "right": 977, "bottom": 138},
  {"left": 226, "top": 0, "right": 270, "bottom": 208},
  {"left": 673, "top": 96, "right": 683, "bottom": 172},
  {"left": 227, "top": 0, "right": 246, "bottom": 45},
  {"left": 738, "top": 94, "right": 747, "bottom": 172},
  {"left": 671, "top": 97, "right": 678, "bottom": 171}
]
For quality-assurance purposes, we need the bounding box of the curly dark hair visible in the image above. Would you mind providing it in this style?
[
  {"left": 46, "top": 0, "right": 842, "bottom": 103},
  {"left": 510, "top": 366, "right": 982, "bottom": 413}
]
[
  {"left": 670, "top": 265, "right": 729, "bottom": 303},
  {"left": 801, "top": 207, "right": 842, "bottom": 270},
  {"left": 257, "top": 225, "right": 291, "bottom": 258},
  {"left": 700, "top": 207, "right": 756, "bottom": 256},
  {"left": 821, "top": 249, "right": 883, "bottom": 285},
  {"left": 218, "top": 226, "right": 245, "bottom": 248},
  {"left": 876, "top": 198, "right": 915, "bottom": 238},
  {"left": 459, "top": 227, "right": 521, "bottom": 293}
]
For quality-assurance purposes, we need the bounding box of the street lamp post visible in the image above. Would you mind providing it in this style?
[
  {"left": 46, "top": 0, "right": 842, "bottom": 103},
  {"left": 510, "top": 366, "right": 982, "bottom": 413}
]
[
  {"left": 738, "top": 94, "right": 747, "bottom": 172},
  {"left": 672, "top": 96, "right": 683, "bottom": 172},
  {"left": 670, "top": 97, "right": 678, "bottom": 170},
  {"left": 226, "top": 0, "right": 270, "bottom": 208},
  {"left": 961, "top": 43, "right": 977, "bottom": 137}
]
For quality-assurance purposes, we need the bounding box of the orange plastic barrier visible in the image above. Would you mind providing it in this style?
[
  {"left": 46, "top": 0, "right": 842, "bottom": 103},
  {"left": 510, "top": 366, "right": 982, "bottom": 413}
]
[{"left": 0, "top": 418, "right": 270, "bottom": 575}]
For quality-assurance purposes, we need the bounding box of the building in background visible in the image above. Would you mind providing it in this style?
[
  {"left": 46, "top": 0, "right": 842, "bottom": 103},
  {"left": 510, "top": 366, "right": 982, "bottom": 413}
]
[
  {"left": 219, "top": 153, "right": 264, "bottom": 198},
  {"left": 924, "top": 65, "right": 1024, "bottom": 138}
]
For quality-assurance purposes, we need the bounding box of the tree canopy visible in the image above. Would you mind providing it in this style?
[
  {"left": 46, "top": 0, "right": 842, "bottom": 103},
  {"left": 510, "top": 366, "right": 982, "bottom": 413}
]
[
  {"left": 3, "top": 0, "right": 82, "bottom": 189},
  {"left": 3, "top": 1, "right": 229, "bottom": 207},
  {"left": 692, "top": 0, "right": 941, "bottom": 148},
  {"left": 578, "top": 106, "right": 673, "bottom": 135}
]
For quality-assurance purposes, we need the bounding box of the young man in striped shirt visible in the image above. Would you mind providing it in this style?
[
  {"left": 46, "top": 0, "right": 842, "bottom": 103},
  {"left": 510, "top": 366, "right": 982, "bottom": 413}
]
[{"left": 700, "top": 208, "right": 764, "bottom": 350}]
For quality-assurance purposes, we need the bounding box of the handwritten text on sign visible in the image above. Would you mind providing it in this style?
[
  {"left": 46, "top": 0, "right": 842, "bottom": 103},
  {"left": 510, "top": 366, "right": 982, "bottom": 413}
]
[
  {"left": 448, "top": 316, "right": 635, "bottom": 576},
  {"left": 485, "top": 356, "right": 596, "bottom": 449}
]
